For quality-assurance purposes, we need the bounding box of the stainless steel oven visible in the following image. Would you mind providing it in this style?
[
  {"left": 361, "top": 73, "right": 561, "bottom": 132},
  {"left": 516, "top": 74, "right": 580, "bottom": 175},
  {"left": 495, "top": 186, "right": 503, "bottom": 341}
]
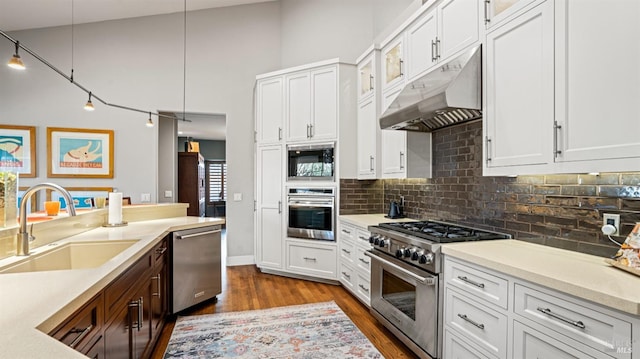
[{"left": 287, "top": 187, "right": 335, "bottom": 241}]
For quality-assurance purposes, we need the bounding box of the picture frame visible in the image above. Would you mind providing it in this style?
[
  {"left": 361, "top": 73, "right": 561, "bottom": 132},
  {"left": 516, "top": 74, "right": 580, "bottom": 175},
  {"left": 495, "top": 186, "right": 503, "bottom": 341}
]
[
  {"left": 46, "top": 186, "right": 114, "bottom": 209},
  {"left": 47, "top": 127, "right": 114, "bottom": 178},
  {"left": 0, "top": 125, "right": 36, "bottom": 178}
]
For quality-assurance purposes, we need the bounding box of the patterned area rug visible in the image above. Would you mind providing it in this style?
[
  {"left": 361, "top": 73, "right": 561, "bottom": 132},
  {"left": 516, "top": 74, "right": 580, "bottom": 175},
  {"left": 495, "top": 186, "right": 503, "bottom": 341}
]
[{"left": 163, "top": 301, "right": 383, "bottom": 358}]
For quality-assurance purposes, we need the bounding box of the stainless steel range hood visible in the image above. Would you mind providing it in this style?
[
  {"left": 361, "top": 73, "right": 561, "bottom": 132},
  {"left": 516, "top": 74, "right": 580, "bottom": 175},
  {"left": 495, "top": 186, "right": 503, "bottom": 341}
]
[{"left": 380, "top": 45, "right": 481, "bottom": 132}]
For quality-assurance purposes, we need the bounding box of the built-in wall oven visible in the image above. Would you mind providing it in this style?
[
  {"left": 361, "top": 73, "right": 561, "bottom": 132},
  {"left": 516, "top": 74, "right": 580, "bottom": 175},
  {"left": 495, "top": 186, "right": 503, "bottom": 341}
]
[
  {"left": 287, "top": 143, "right": 334, "bottom": 181},
  {"left": 287, "top": 187, "right": 335, "bottom": 241}
]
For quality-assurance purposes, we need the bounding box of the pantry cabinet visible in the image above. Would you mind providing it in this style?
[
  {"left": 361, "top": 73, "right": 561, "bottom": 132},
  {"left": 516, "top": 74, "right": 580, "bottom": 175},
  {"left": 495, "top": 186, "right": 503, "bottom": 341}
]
[
  {"left": 443, "top": 256, "right": 637, "bottom": 359},
  {"left": 255, "top": 145, "right": 284, "bottom": 270},
  {"left": 255, "top": 77, "right": 284, "bottom": 145}
]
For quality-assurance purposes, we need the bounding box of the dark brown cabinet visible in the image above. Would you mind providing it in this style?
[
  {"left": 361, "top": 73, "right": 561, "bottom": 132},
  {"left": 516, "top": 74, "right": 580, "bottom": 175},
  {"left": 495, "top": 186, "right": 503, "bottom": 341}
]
[
  {"left": 178, "top": 152, "right": 206, "bottom": 217},
  {"left": 52, "top": 237, "right": 168, "bottom": 359}
]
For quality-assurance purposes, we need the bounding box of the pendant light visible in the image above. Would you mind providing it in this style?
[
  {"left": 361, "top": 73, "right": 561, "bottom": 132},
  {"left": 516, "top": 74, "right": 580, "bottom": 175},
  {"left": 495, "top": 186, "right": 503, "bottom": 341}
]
[
  {"left": 84, "top": 92, "right": 95, "bottom": 111},
  {"left": 7, "top": 41, "right": 25, "bottom": 70},
  {"left": 146, "top": 112, "right": 154, "bottom": 127}
]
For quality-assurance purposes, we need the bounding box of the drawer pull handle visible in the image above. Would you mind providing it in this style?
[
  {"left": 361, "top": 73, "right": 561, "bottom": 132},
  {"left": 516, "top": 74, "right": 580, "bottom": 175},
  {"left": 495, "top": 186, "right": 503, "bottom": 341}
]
[
  {"left": 155, "top": 246, "right": 167, "bottom": 255},
  {"left": 536, "top": 307, "right": 586, "bottom": 329},
  {"left": 457, "top": 314, "right": 485, "bottom": 330},
  {"left": 358, "top": 284, "right": 369, "bottom": 293},
  {"left": 68, "top": 324, "right": 93, "bottom": 349},
  {"left": 342, "top": 272, "right": 351, "bottom": 279},
  {"left": 359, "top": 236, "right": 368, "bottom": 241},
  {"left": 458, "top": 276, "right": 485, "bottom": 289},
  {"left": 303, "top": 257, "right": 317, "bottom": 262},
  {"left": 342, "top": 229, "right": 351, "bottom": 234},
  {"left": 341, "top": 249, "right": 351, "bottom": 254},
  {"left": 359, "top": 258, "right": 370, "bottom": 265}
]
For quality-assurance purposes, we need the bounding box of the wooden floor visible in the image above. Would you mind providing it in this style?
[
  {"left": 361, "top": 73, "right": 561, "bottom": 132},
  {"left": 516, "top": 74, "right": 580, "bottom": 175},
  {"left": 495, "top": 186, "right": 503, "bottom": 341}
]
[{"left": 150, "top": 265, "right": 418, "bottom": 359}]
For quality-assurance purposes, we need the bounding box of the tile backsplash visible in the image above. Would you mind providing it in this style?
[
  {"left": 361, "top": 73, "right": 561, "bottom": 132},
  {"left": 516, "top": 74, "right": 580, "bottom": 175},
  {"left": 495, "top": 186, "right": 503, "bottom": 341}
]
[{"left": 340, "top": 121, "right": 640, "bottom": 258}]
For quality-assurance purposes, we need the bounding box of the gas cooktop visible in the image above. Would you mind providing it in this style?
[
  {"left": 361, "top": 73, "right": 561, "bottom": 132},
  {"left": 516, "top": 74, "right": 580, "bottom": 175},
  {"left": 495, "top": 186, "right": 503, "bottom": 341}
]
[{"left": 378, "top": 220, "right": 511, "bottom": 243}]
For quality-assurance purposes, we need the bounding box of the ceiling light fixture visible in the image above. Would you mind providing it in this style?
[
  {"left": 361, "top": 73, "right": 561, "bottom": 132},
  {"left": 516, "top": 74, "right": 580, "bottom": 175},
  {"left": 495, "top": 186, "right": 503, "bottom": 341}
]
[
  {"left": 7, "top": 41, "right": 25, "bottom": 70},
  {"left": 84, "top": 92, "right": 95, "bottom": 111},
  {"left": 146, "top": 112, "right": 154, "bottom": 128}
]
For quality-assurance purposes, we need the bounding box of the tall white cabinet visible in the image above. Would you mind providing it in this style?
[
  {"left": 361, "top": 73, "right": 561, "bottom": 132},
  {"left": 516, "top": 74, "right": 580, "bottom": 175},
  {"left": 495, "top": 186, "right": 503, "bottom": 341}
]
[{"left": 255, "top": 59, "right": 356, "bottom": 280}]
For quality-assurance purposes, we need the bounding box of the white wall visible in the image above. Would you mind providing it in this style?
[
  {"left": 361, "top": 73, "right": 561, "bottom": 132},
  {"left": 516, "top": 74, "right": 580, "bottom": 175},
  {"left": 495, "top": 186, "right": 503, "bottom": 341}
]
[{"left": 0, "top": 0, "right": 417, "bottom": 263}]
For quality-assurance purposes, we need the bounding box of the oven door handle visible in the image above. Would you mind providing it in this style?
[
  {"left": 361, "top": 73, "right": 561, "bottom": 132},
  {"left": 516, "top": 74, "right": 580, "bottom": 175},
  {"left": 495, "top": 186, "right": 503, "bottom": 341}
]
[
  {"left": 365, "top": 251, "right": 436, "bottom": 285},
  {"left": 288, "top": 201, "right": 334, "bottom": 207}
]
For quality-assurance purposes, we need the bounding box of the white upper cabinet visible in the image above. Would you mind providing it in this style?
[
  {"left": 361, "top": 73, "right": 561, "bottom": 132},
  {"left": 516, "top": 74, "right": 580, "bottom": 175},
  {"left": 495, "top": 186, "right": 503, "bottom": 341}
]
[
  {"left": 484, "top": 0, "right": 554, "bottom": 171},
  {"left": 484, "top": 0, "right": 539, "bottom": 29},
  {"left": 554, "top": 0, "right": 640, "bottom": 167},
  {"left": 381, "top": 36, "right": 405, "bottom": 94},
  {"left": 358, "top": 55, "right": 375, "bottom": 101},
  {"left": 406, "top": 0, "right": 481, "bottom": 81},
  {"left": 286, "top": 66, "right": 338, "bottom": 143},
  {"left": 357, "top": 97, "right": 378, "bottom": 179},
  {"left": 255, "top": 77, "right": 284, "bottom": 145},
  {"left": 381, "top": 130, "right": 407, "bottom": 178}
]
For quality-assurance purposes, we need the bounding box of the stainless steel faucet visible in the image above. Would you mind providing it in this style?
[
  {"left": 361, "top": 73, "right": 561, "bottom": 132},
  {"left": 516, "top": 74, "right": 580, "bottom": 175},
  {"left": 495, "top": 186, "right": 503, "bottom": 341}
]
[{"left": 17, "top": 183, "right": 77, "bottom": 256}]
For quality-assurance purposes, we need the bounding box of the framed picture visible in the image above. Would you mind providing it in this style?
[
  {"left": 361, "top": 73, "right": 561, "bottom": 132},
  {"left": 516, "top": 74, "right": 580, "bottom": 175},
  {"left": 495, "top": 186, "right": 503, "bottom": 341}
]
[
  {"left": 47, "top": 127, "right": 114, "bottom": 178},
  {"left": 46, "top": 186, "right": 114, "bottom": 209},
  {"left": 0, "top": 125, "right": 36, "bottom": 177}
]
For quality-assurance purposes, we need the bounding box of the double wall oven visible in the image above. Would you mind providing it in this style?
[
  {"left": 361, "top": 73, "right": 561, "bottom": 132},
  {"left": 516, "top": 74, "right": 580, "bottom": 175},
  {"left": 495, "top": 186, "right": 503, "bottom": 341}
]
[{"left": 366, "top": 221, "right": 510, "bottom": 359}]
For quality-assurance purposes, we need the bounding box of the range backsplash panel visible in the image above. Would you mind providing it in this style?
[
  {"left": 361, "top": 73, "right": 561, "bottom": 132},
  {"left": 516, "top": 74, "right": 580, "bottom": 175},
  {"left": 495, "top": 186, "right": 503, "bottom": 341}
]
[{"left": 340, "top": 121, "right": 640, "bottom": 258}]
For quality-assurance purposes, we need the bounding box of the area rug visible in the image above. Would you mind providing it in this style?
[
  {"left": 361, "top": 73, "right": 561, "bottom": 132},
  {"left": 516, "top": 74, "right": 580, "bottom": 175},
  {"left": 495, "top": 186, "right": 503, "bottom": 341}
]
[{"left": 163, "top": 301, "right": 383, "bottom": 358}]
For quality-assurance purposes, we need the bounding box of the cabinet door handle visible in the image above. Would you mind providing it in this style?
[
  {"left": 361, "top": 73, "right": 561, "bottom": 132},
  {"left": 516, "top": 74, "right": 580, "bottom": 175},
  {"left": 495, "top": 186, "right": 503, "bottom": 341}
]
[
  {"left": 358, "top": 284, "right": 369, "bottom": 293},
  {"left": 435, "top": 37, "right": 441, "bottom": 60},
  {"left": 457, "top": 275, "right": 485, "bottom": 289},
  {"left": 68, "top": 324, "right": 93, "bottom": 349},
  {"left": 458, "top": 313, "right": 485, "bottom": 330},
  {"left": 278, "top": 200, "right": 282, "bottom": 214},
  {"left": 137, "top": 297, "right": 144, "bottom": 330},
  {"left": 359, "top": 258, "right": 370, "bottom": 265},
  {"left": 399, "top": 151, "right": 405, "bottom": 170},
  {"left": 152, "top": 274, "right": 162, "bottom": 297},
  {"left": 399, "top": 59, "right": 404, "bottom": 77},
  {"left": 370, "top": 155, "right": 374, "bottom": 171},
  {"left": 309, "top": 124, "right": 314, "bottom": 138},
  {"left": 155, "top": 247, "right": 167, "bottom": 255},
  {"left": 306, "top": 124, "right": 310, "bottom": 138},
  {"left": 342, "top": 272, "right": 351, "bottom": 279},
  {"left": 303, "top": 257, "right": 317, "bottom": 262},
  {"left": 484, "top": 0, "right": 491, "bottom": 24},
  {"left": 359, "top": 235, "right": 369, "bottom": 241},
  {"left": 431, "top": 39, "right": 437, "bottom": 62},
  {"left": 536, "top": 307, "right": 586, "bottom": 329},
  {"left": 369, "top": 74, "right": 374, "bottom": 90},
  {"left": 127, "top": 298, "right": 143, "bottom": 331},
  {"left": 554, "top": 121, "right": 562, "bottom": 158},
  {"left": 278, "top": 127, "right": 282, "bottom": 141},
  {"left": 485, "top": 136, "right": 492, "bottom": 163}
]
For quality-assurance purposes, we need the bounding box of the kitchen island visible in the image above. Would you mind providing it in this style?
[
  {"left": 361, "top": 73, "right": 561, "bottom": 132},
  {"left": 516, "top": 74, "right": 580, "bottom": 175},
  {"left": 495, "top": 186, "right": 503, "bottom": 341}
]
[{"left": 0, "top": 204, "right": 224, "bottom": 359}]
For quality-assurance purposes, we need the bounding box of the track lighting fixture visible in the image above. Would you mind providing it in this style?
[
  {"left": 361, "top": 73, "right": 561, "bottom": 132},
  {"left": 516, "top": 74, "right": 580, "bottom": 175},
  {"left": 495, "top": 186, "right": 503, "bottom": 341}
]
[
  {"left": 7, "top": 41, "right": 25, "bottom": 70},
  {"left": 84, "top": 92, "right": 95, "bottom": 111},
  {"left": 146, "top": 112, "right": 154, "bottom": 128}
]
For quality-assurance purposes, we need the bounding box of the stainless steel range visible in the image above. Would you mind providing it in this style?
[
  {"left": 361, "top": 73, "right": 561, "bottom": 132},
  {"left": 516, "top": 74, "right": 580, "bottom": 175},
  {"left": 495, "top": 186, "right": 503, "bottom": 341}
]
[{"left": 365, "top": 221, "right": 510, "bottom": 359}]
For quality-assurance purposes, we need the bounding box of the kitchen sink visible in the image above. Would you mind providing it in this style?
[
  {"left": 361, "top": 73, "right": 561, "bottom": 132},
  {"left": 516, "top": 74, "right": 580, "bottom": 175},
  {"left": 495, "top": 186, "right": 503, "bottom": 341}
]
[{"left": 0, "top": 240, "right": 138, "bottom": 274}]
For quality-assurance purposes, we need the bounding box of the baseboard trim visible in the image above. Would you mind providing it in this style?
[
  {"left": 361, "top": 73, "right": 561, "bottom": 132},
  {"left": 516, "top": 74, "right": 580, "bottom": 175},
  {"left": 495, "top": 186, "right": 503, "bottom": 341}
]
[{"left": 226, "top": 255, "right": 255, "bottom": 266}]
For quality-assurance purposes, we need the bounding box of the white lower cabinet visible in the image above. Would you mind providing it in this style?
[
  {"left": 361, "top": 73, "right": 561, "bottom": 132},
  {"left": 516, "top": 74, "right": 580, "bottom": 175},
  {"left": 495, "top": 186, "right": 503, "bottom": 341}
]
[
  {"left": 286, "top": 240, "right": 337, "bottom": 280},
  {"left": 443, "top": 256, "right": 638, "bottom": 359},
  {"left": 338, "top": 220, "right": 374, "bottom": 306}
]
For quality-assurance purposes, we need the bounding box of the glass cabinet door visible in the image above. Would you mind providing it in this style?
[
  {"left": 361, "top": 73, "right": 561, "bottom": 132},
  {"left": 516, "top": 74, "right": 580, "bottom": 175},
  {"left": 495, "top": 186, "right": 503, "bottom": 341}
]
[
  {"left": 384, "top": 40, "right": 403, "bottom": 87},
  {"left": 359, "top": 60, "right": 373, "bottom": 98}
]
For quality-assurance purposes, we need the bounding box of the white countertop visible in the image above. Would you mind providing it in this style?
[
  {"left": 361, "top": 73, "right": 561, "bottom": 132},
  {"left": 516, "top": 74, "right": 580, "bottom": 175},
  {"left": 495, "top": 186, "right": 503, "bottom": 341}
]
[
  {"left": 442, "top": 240, "right": 640, "bottom": 316},
  {"left": 0, "top": 216, "right": 224, "bottom": 359}
]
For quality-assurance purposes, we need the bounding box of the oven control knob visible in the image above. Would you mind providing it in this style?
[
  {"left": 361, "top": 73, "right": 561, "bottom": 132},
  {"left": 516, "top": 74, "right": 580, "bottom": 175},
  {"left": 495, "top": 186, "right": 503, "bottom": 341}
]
[
  {"left": 411, "top": 250, "right": 423, "bottom": 261},
  {"left": 373, "top": 236, "right": 381, "bottom": 245},
  {"left": 369, "top": 235, "right": 376, "bottom": 244},
  {"left": 395, "top": 248, "right": 404, "bottom": 258},
  {"left": 378, "top": 239, "right": 388, "bottom": 248},
  {"left": 421, "top": 252, "right": 434, "bottom": 265},
  {"left": 404, "top": 248, "right": 413, "bottom": 258}
]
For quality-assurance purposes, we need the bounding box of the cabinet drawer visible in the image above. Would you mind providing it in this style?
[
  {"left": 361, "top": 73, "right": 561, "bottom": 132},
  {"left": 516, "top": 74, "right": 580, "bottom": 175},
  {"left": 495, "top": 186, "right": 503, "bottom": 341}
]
[
  {"left": 287, "top": 243, "right": 337, "bottom": 278},
  {"left": 445, "top": 258, "right": 509, "bottom": 309},
  {"left": 443, "top": 328, "right": 492, "bottom": 359},
  {"left": 355, "top": 228, "right": 372, "bottom": 247},
  {"left": 51, "top": 293, "right": 104, "bottom": 354},
  {"left": 514, "top": 284, "right": 632, "bottom": 358},
  {"left": 104, "top": 250, "right": 153, "bottom": 319},
  {"left": 355, "top": 272, "right": 371, "bottom": 304},
  {"left": 339, "top": 222, "right": 355, "bottom": 242},
  {"left": 445, "top": 288, "right": 508, "bottom": 359},
  {"left": 355, "top": 245, "right": 371, "bottom": 273},
  {"left": 513, "top": 320, "right": 613, "bottom": 359},
  {"left": 339, "top": 262, "right": 355, "bottom": 290},
  {"left": 339, "top": 237, "right": 355, "bottom": 264},
  {"left": 153, "top": 237, "right": 168, "bottom": 263}
]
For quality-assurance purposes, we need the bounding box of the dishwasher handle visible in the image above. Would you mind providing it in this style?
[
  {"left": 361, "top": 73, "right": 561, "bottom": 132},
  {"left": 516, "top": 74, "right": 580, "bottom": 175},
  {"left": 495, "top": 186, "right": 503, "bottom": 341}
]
[{"left": 175, "top": 229, "right": 221, "bottom": 240}]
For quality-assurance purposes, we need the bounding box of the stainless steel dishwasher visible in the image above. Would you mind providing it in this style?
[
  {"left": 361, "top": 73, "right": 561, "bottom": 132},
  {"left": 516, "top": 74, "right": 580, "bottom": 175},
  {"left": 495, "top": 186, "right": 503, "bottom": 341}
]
[{"left": 169, "top": 225, "right": 222, "bottom": 313}]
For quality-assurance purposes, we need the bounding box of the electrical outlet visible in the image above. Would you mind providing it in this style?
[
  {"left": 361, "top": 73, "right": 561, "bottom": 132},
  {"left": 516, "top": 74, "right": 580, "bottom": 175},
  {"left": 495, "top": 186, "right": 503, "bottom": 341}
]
[
  {"left": 141, "top": 193, "right": 151, "bottom": 202},
  {"left": 164, "top": 190, "right": 173, "bottom": 198},
  {"left": 603, "top": 213, "right": 620, "bottom": 236}
]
